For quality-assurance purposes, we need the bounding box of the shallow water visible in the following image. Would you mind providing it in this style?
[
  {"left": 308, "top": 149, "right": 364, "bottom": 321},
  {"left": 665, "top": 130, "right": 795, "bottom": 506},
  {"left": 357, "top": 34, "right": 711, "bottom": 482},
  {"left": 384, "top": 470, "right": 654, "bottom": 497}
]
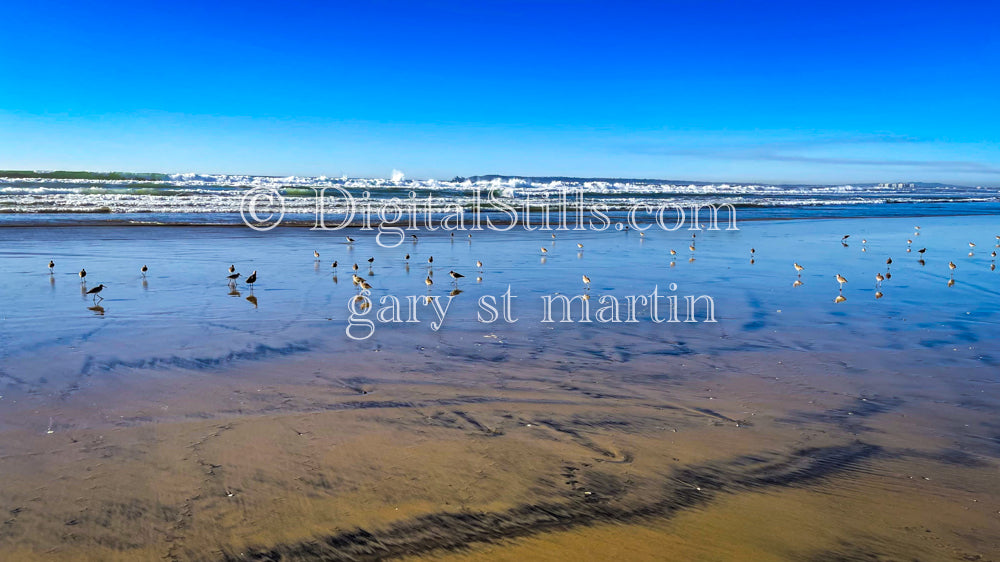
[{"left": 0, "top": 215, "right": 998, "bottom": 560}]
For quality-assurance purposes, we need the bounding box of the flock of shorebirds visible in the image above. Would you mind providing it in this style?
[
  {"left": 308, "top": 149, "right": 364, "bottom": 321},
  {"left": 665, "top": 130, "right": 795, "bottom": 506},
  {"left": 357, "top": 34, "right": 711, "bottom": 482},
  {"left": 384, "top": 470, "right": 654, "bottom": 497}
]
[
  {"left": 796, "top": 228, "right": 999, "bottom": 303},
  {"left": 46, "top": 228, "right": 1000, "bottom": 307}
]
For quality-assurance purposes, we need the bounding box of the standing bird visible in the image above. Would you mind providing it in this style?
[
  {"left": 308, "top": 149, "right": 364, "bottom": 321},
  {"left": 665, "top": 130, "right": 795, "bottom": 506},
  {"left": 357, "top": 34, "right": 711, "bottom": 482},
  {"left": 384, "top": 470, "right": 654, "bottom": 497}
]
[
  {"left": 140, "top": 264, "right": 148, "bottom": 277},
  {"left": 79, "top": 268, "right": 87, "bottom": 283},
  {"left": 425, "top": 276, "right": 433, "bottom": 290},
  {"left": 750, "top": 248, "right": 756, "bottom": 258},
  {"left": 886, "top": 258, "right": 892, "bottom": 267},
  {"left": 367, "top": 257, "right": 375, "bottom": 265},
  {"left": 689, "top": 245, "right": 696, "bottom": 252},
  {"left": 346, "top": 236, "right": 355, "bottom": 244},
  {"left": 86, "top": 284, "right": 105, "bottom": 302},
  {"left": 793, "top": 262, "right": 804, "bottom": 275},
  {"left": 331, "top": 261, "right": 338, "bottom": 270},
  {"left": 582, "top": 274, "right": 591, "bottom": 289},
  {"left": 48, "top": 260, "right": 55, "bottom": 274},
  {"left": 841, "top": 235, "right": 850, "bottom": 242},
  {"left": 577, "top": 243, "right": 584, "bottom": 250},
  {"left": 949, "top": 261, "right": 957, "bottom": 274},
  {"left": 405, "top": 254, "right": 410, "bottom": 262},
  {"left": 875, "top": 272, "right": 884, "bottom": 287},
  {"left": 476, "top": 260, "right": 483, "bottom": 272},
  {"left": 227, "top": 272, "right": 241, "bottom": 284},
  {"left": 969, "top": 242, "right": 976, "bottom": 249},
  {"left": 835, "top": 274, "right": 848, "bottom": 290},
  {"left": 229, "top": 264, "right": 236, "bottom": 274},
  {"left": 540, "top": 247, "right": 548, "bottom": 254},
  {"left": 352, "top": 263, "right": 359, "bottom": 272},
  {"left": 314, "top": 250, "right": 320, "bottom": 260},
  {"left": 669, "top": 249, "right": 677, "bottom": 256},
  {"left": 917, "top": 248, "right": 926, "bottom": 255},
  {"left": 246, "top": 270, "right": 257, "bottom": 288},
  {"left": 428, "top": 256, "right": 434, "bottom": 265},
  {"left": 449, "top": 270, "right": 465, "bottom": 284}
]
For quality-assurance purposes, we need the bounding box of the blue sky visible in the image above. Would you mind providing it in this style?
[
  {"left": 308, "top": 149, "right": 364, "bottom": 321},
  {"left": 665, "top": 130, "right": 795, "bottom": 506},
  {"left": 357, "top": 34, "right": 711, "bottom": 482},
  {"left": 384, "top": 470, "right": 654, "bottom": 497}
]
[{"left": 1, "top": 1, "right": 998, "bottom": 184}]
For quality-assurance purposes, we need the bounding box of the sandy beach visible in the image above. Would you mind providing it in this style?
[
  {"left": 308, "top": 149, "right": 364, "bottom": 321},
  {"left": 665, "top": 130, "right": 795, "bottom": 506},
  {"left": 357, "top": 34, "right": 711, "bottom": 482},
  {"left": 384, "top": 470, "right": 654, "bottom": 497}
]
[{"left": 1, "top": 216, "right": 998, "bottom": 560}]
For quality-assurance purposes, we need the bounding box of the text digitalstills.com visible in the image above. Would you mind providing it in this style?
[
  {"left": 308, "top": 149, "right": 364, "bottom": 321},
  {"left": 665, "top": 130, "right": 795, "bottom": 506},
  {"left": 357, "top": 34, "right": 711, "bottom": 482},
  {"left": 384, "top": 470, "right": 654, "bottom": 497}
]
[{"left": 241, "top": 186, "right": 741, "bottom": 244}]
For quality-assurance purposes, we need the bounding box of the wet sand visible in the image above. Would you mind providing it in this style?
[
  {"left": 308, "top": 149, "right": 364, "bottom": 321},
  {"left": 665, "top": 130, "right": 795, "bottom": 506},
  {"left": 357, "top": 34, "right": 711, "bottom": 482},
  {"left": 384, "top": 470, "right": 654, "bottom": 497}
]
[{"left": 1, "top": 217, "right": 999, "bottom": 560}]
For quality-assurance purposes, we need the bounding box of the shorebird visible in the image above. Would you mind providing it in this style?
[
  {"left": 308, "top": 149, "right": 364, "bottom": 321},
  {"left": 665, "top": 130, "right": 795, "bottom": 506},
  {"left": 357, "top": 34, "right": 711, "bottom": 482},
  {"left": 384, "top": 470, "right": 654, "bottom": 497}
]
[
  {"left": 229, "top": 264, "right": 236, "bottom": 274},
  {"left": 915, "top": 226, "right": 921, "bottom": 231},
  {"left": 367, "top": 257, "right": 375, "bottom": 265},
  {"left": 352, "top": 263, "right": 359, "bottom": 272},
  {"left": 246, "top": 270, "right": 257, "bottom": 288},
  {"left": 582, "top": 274, "right": 591, "bottom": 289},
  {"left": 314, "top": 250, "right": 320, "bottom": 259},
  {"left": 425, "top": 276, "right": 433, "bottom": 290},
  {"left": 751, "top": 248, "right": 756, "bottom": 257},
  {"left": 841, "top": 235, "right": 850, "bottom": 242},
  {"left": 875, "top": 272, "right": 884, "bottom": 287},
  {"left": 992, "top": 251, "right": 997, "bottom": 258},
  {"left": 886, "top": 257, "right": 892, "bottom": 266},
  {"left": 969, "top": 242, "right": 976, "bottom": 249},
  {"left": 949, "top": 261, "right": 957, "bottom": 274},
  {"left": 331, "top": 261, "right": 338, "bottom": 269},
  {"left": 449, "top": 270, "right": 464, "bottom": 284},
  {"left": 917, "top": 248, "right": 926, "bottom": 255},
  {"left": 411, "top": 234, "right": 418, "bottom": 241},
  {"left": 540, "top": 247, "right": 548, "bottom": 254},
  {"left": 86, "top": 284, "right": 105, "bottom": 302},
  {"left": 404, "top": 254, "right": 410, "bottom": 262},
  {"left": 835, "top": 274, "right": 848, "bottom": 290},
  {"left": 227, "top": 272, "right": 241, "bottom": 284},
  {"left": 793, "top": 262, "right": 804, "bottom": 275},
  {"left": 140, "top": 264, "right": 148, "bottom": 277},
  {"left": 577, "top": 243, "right": 583, "bottom": 249},
  {"left": 346, "top": 236, "right": 355, "bottom": 244},
  {"left": 79, "top": 268, "right": 87, "bottom": 283},
  {"left": 906, "top": 239, "right": 911, "bottom": 245},
  {"left": 669, "top": 249, "right": 677, "bottom": 256},
  {"left": 689, "top": 245, "right": 696, "bottom": 252},
  {"left": 360, "top": 280, "right": 372, "bottom": 291},
  {"left": 551, "top": 233, "right": 556, "bottom": 239},
  {"left": 48, "top": 260, "right": 54, "bottom": 274},
  {"left": 476, "top": 260, "right": 483, "bottom": 271}
]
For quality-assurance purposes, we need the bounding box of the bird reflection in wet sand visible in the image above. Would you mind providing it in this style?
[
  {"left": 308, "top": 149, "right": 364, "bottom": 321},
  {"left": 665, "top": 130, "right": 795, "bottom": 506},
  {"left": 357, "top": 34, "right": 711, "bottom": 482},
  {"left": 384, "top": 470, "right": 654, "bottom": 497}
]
[
  {"left": 835, "top": 295, "right": 847, "bottom": 303},
  {"left": 142, "top": 278, "right": 148, "bottom": 291},
  {"left": 875, "top": 291, "right": 883, "bottom": 299},
  {"left": 449, "top": 288, "right": 463, "bottom": 296},
  {"left": 331, "top": 275, "right": 338, "bottom": 284},
  {"left": 88, "top": 304, "right": 105, "bottom": 316},
  {"left": 948, "top": 278, "right": 956, "bottom": 287},
  {"left": 793, "top": 279, "right": 803, "bottom": 287},
  {"left": 228, "top": 287, "right": 241, "bottom": 297},
  {"left": 246, "top": 295, "right": 258, "bottom": 308}
]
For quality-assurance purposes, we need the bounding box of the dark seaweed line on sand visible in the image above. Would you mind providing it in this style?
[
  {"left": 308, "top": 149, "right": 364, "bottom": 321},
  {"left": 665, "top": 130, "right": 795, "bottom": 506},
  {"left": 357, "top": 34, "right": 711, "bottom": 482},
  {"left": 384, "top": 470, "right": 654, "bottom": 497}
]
[{"left": 221, "top": 442, "right": 880, "bottom": 562}]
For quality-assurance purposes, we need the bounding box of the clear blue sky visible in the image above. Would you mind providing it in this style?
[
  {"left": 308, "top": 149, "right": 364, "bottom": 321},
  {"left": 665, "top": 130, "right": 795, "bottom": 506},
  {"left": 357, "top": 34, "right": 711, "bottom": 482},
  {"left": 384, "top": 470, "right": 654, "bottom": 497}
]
[{"left": 1, "top": 1, "right": 998, "bottom": 185}]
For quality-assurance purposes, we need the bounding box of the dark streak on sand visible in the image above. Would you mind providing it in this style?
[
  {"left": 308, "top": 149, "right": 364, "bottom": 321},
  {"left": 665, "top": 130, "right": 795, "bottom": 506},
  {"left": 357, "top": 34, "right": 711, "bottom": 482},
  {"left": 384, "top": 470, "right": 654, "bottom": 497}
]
[{"left": 222, "top": 442, "right": 881, "bottom": 561}]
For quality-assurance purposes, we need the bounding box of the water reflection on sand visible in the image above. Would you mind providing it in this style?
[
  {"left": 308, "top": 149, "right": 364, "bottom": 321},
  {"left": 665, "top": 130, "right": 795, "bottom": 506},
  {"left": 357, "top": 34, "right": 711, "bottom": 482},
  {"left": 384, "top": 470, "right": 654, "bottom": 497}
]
[{"left": 0, "top": 216, "right": 998, "bottom": 560}]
